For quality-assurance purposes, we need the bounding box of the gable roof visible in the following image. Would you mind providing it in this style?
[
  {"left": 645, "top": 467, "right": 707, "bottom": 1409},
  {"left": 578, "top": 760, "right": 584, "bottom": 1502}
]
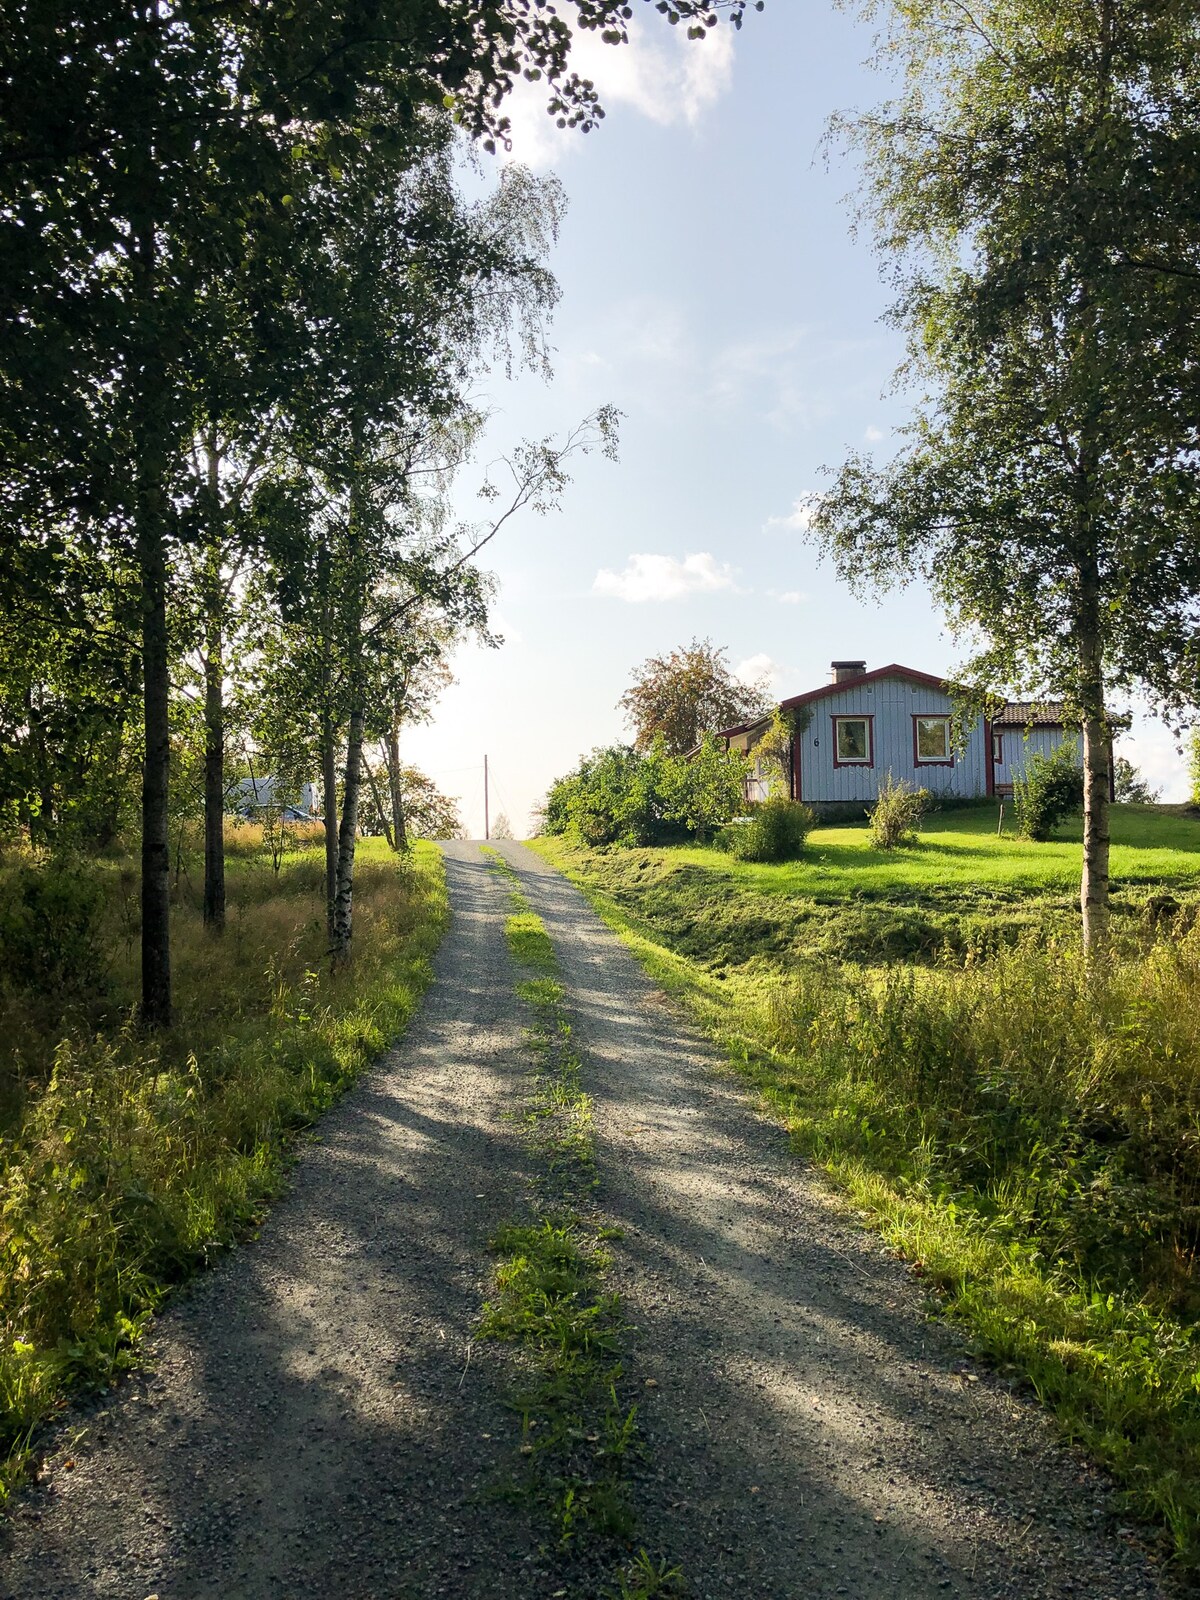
[{"left": 779, "top": 663, "right": 948, "bottom": 712}]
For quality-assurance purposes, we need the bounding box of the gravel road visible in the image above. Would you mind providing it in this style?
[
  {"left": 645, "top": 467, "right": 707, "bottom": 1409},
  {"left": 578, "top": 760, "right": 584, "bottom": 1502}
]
[{"left": 1, "top": 841, "right": 1170, "bottom": 1599}]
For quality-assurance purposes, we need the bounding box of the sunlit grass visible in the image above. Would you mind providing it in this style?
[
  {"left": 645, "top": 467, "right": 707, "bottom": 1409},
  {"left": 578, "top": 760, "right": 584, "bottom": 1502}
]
[{"left": 667, "top": 803, "right": 1200, "bottom": 897}]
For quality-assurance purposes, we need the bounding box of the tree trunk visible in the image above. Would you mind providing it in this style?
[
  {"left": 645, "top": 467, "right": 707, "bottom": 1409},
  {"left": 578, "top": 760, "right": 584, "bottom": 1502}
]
[
  {"left": 363, "top": 752, "right": 394, "bottom": 850},
  {"left": 203, "top": 632, "right": 225, "bottom": 929},
  {"left": 138, "top": 468, "right": 173, "bottom": 1028},
  {"left": 202, "top": 436, "right": 225, "bottom": 931},
  {"left": 133, "top": 203, "right": 172, "bottom": 1029},
  {"left": 321, "top": 710, "right": 338, "bottom": 945},
  {"left": 24, "top": 685, "right": 52, "bottom": 844},
  {"left": 1078, "top": 586, "right": 1111, "bottom": 956},
  {"left": 385, "top": 712, "right": 408, "bottom": 851},
  {"left": 332, "top": 703, "right": 365, "bottom": 962}
]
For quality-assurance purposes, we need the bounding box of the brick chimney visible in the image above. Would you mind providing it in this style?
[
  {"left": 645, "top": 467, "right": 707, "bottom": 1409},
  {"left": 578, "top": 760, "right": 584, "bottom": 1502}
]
[{"left": 830, "top": 660, "right": 867, "bottom": 684}]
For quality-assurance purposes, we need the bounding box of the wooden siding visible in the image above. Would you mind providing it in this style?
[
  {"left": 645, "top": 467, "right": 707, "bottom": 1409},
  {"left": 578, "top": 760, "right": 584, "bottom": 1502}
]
[
  {"left": 993, "top": 726, "right": 1079, "bottom": 794},
  {"left": 795, "top": 676, "right": 990, "bottom": 804}
]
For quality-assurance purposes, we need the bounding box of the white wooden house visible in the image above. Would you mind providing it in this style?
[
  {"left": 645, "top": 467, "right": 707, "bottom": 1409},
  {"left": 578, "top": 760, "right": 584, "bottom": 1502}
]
[
  {"left": 716, "top": 661, "right": 1083, "bottom": 811},
  {"left": 230, "top": 776, "right": 320, "bottom": 821}
]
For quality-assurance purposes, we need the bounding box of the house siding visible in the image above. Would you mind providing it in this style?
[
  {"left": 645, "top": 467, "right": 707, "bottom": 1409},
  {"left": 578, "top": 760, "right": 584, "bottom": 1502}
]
[
  {"left": 993, "top": 727, "right": 1077, "bottom": 794},
  {"left": 796, "top": 677, "right": 989, "bottom": 805}
]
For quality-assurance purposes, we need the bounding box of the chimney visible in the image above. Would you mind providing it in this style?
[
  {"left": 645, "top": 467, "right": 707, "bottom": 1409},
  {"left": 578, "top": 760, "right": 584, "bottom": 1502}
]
[{"left": 830, "top": 659, "right": 867, "bottom": 684}]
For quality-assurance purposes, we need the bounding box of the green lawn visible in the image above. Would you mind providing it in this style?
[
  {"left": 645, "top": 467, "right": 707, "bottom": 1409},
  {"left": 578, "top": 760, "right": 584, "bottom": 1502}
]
[{"left": 667, "top": 803, "right": 1200, "bottom": 899}]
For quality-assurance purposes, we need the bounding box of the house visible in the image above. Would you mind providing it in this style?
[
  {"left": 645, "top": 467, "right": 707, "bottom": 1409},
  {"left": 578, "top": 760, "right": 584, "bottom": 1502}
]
[{"left": 715, "top": 660, "right": 1084, "bottom": 811}]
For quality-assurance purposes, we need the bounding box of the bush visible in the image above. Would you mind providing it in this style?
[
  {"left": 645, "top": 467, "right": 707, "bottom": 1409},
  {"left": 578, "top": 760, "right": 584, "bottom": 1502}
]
[
  {"left": 661, "top": 735, "right": 750, "bottom": 842},
  {"left": 1013, "top": 739, "right": 1083, "bottom": 840},
  {"left": 0, "top": 858, "right": 109, "bottom": 1004},
  {"left": 540, "top": 737, "right": 749, "bottom": 847},
  {"left": 868, "top": 774, "right": 929, "bottom": 849},
  {"left": 717, "top": 798, "right": 816, "bottom": 862}
]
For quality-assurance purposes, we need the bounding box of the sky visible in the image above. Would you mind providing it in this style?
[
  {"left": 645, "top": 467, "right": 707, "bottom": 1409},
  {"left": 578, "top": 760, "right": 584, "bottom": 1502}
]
[{"left": 403, "top": 3, "right": 1189, "bottom": 837}]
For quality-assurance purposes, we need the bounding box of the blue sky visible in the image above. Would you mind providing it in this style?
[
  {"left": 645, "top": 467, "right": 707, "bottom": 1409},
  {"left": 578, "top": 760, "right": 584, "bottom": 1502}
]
[{"left": 404, "top": 3, "right": 1188, "bottom": 835}]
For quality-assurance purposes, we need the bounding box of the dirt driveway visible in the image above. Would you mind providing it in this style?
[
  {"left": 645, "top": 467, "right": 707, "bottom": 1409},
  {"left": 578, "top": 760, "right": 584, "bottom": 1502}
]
[{"left": 1, "top": 842, "right": 1168, "bottom": 1599}]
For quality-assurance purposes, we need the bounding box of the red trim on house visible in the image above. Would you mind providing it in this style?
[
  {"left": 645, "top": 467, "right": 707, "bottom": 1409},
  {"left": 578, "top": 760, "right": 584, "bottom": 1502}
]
[
  {"left": 832, "top": 713, "right": 875, "bottom": 768},
  {"left": 911, "top": 713, "right": 953, "bottom": 767},
  {"left": 792, "top": 728, "right": 801, "bottom": 801},
  {"left": 984, "top": 717, "right": 995, "bottom": 797},
  {"left": 780, "top": 663, "right": 948, "bottom": 713}
]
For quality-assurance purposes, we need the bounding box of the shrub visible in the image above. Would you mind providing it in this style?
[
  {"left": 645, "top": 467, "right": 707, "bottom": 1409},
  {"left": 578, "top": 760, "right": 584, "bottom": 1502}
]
[
  {"left": 868, "top": 774, "right": 929, "bottom": 849},
  {"left": 661, "top": 734, "right": 750, "bottom": 842},
  {"left": 0, "top": 858, "right": 109, "bottom": 1003},
  {"left": 1013, "top": 738, "right": 1083, "bottom": 840},
  {"left": 1113, "top": 756, "right": 1160, "bottom": 805},
  {"left": 540, "top": 738, "right": 749, "bottom": 847},
  {"left": 717, "top": 798, "right": 816, "bottom": 862}
]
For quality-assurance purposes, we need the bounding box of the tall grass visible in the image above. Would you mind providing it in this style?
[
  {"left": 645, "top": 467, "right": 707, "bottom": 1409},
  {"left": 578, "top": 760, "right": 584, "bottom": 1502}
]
[
  {"left": 754, "top": 934, "right": 1200, "bottom": 1559},
  {"left": 0, "top": 835, "right": 447, "bottom": 1499},
  {"left": 767, "top": 935, "right": 1200, "bottom": 1305}
]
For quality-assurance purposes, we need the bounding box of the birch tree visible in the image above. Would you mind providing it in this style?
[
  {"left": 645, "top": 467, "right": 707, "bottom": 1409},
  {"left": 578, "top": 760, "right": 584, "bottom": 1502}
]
[
  {"left": 811, "top": 0, "right": 1200, "bottom": 952},
  {"left": 1, "top": 0, "right": 740, "bottom": 1019}
]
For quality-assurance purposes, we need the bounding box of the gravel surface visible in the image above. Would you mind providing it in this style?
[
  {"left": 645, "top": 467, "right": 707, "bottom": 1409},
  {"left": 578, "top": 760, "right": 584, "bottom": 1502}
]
[{"left": 1, "top": 840, "right": 1171, "bottom": 1599}]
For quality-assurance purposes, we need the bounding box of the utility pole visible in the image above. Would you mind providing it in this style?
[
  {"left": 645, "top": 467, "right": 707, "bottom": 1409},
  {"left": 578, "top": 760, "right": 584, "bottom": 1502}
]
[{"left": 484, "top": 753, "right": 489, "bottom": 841}]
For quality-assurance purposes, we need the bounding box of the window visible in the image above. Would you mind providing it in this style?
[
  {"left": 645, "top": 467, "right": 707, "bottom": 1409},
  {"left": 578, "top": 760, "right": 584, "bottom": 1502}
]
[
  {"left": 992, "top": 730, "right": 1004, "bottom": 764},
  {"left": 914, "top": 715, "right": 952, "bottom": 763},
  {"left": 834, "top": 716, "right": 872, "bottom": 764}
]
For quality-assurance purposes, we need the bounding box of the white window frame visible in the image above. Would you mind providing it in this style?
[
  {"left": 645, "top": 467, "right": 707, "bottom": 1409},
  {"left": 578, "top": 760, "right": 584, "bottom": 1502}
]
[
  {"left": 914, "top": 714, "right": 952, "bottom": 764},
  {"left": 834, "top": 715, "right": 873, "bottom": 765}
]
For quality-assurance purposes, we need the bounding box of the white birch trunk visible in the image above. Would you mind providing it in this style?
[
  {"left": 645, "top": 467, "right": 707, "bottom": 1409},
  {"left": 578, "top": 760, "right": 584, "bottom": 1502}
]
[{"left": 331, "top": 704, "right": 365, "bottom": 962}]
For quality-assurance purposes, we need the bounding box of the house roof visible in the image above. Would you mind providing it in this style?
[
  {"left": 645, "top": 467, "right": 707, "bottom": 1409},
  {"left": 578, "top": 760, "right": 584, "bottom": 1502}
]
[
  {"left": 778, "top": 663, "right": 949, "bottom": 711},
  {"left": 992, "top": 701, "right": 1066, "bottom": 728}
]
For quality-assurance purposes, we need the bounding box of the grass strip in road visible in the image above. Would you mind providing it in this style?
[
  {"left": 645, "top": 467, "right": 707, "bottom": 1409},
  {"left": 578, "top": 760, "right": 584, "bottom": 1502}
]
[
  {"left": 531, "top": 834, "right": 1200, "bottom": 1574},
  {"left": 478, "top": 850, "right": 684, "bottom": 1597},
  {"left": 0, "top": 839, "right": 448, "bottom": 1507}
]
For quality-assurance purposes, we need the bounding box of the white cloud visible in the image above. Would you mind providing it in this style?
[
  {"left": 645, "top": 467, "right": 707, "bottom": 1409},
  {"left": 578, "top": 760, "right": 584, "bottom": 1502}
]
[
  {"left": 501, "top": 17, "right": 735, "bottom": 169},
  {"left": 593, "top": 551, "right": 738, "bottom": 603},
  {"left": 765, "top": 494, "right": 822, "bottom": 533},
  {"left": 775, "top": 589, "right": 808, "bottom": 605},
  {"left": 864, "top": 425, "right": 885, "bottom": 442},
  {"left": 735, "top": 652, "right": 782, "bottom": 691}
]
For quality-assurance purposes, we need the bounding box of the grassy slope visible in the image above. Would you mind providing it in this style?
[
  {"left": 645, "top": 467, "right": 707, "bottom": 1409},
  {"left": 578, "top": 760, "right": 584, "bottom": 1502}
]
[
  {"left": 0, "top": 836, "right": 447, "bottom": 1498},
  {"left": 535, "top": 806, "right": 1200, "bottom": 974},
  {"left": 530, "top": 806, "right": 1200, "bottom": 1570}
]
